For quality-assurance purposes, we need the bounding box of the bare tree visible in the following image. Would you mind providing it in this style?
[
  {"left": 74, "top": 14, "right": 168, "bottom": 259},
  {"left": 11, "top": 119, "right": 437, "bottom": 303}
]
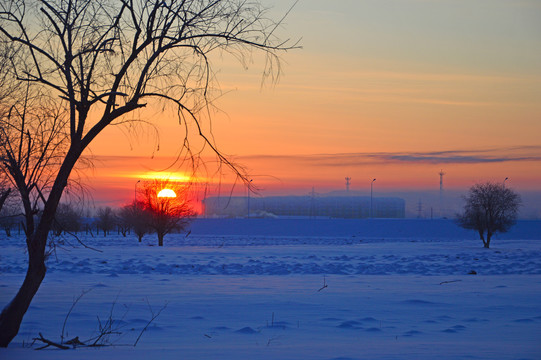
[
  {"left": 0, "top": 0, "right": 295, "bottom": 346},
  {"left": 141, "top": 180, "right": 194, "bottom": 246},
  {"left": 116, "top": 208, "right": 131, "bottom": 237},
  {"left": 0, "top": 179, "right": 12, "bottom": 216},
  {"left": 96, "top": 206, "right": 115, "bottom": 237},
  {"left": 0, "top": 183, "right": 11, "bottom": 213},
  {"left": 52, "top": 203, "right": 82, "bottom": 236},
  {"left": 118, "top": 201, "right": 151, "bottom": 242},
  {"left": 0, "top": 198, "right": 19, "bottom": 236},
  {"left": 456, "top": 182, "right": 521, "bottom": 249}
]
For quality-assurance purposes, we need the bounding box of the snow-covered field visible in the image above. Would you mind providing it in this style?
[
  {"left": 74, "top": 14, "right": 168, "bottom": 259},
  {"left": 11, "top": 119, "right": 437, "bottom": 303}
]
[{"left": 1, "top": 219, "right": 540, "bottom": 359}]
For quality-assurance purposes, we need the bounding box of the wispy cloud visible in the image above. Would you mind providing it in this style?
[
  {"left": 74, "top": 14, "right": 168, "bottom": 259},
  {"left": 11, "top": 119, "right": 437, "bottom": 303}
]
[
  {"left": 86, "top": 146, "right": 541, "bottom": 175},
  {"left": 240, "top": 146, "right": 541, "bottom": 167}
]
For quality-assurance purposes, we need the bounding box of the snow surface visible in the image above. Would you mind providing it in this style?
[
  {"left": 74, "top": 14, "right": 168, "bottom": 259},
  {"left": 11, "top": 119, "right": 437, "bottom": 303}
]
[{"left": 1, "top": 218, "right": 540, "bottom": 359}]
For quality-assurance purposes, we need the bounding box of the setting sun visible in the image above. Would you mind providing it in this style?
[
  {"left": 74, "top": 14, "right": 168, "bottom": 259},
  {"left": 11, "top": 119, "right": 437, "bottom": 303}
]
[{"left": 157, "top": 188, "right": 177, "bottom": 198}]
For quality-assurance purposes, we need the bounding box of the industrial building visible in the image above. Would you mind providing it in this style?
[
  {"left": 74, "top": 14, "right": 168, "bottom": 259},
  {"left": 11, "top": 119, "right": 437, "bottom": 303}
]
[{"left": 203, "top": 195, "right": 405, "bottom": 218}]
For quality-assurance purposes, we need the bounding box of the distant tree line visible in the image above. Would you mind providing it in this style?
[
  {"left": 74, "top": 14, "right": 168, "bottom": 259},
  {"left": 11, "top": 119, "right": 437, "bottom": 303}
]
[
  {"left": 0, "top": 183, "right": 194, "bottom": 246},
  {"left": 26, "top": 195, "right": 194, "bottom": 246}
]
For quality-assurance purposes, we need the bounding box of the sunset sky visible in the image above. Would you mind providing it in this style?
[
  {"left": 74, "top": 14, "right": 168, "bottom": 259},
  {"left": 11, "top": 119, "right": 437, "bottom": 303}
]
[{"left": 86, "top": 0, "right": 541, "bottom": 215}]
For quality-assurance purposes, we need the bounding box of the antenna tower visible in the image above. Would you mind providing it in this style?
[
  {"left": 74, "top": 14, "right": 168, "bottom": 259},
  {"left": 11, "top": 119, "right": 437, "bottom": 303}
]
[
  {"left": 309, "top": 186, "right": 317, "bottom": 218},
  {"left": 439, "top": 170, "right": 445, "bottom": 217},
  {"left": 345, "top": 177, "right": 351, "bottom": 193}
]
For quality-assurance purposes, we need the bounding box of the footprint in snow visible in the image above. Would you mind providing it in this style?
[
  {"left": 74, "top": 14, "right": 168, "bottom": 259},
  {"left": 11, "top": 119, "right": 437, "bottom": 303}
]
[
  {"left": 235, "top": 326, "right": 258, "bottom": 334},
  {"left": 513, "top": 318, "right": 535, "bottom": 323},
  {"left": 442, "top": 325, "right": 466, "bottom": 333},
  {"left": 337, "top": 320, "right": 362, "bottom": 329},
  {"left": 403, "top": 330, "right": 423, "bottom": 336},
  {"left": 402, "top": 299, "right": 438, "bottom": 305},
  {"left": 463, "top": 317, "right": 489, "bottom": 323},
  {"left": 322, "top": 317, "right": 343, "bottom": 322},
  {"left": 365, "top": 327, "right": 382, "bottom": 332},
  {"left": 211, "top": 326, "right": 230, "bottom": 331},
  {"left": 360, "top": 317, "right": 378, "bottom": 322},
  {"left": 270, "top": 321, "right": 290, "bottom": 329}
]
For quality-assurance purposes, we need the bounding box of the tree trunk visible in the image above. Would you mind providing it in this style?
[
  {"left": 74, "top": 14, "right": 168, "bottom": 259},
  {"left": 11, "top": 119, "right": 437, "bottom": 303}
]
[
  {"left": 0, "top": 238, "right": 46, "bottom": 347},
  {"left": 485, "top": 232, "right": 492, "bottom": 249},
  {"left": 478, "top": 230, "right": 488, "bottom": 248},
  {"left": 0, "top": 146, "right": 79, "bottom": 347},
  {"left": 158, "top": 232, "right": 164, "bottom": 246}
]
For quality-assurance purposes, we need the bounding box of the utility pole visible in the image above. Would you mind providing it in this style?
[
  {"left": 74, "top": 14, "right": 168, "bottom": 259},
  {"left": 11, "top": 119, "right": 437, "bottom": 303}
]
[
  {"left": 370, "top": 178, "right": 376, "bottom": 218},
  {"left": 134, "top": 180, "right": 140, "bottom": 205},
  {"left": 247, "top": 179, "right": 253, "bottom": 217}
]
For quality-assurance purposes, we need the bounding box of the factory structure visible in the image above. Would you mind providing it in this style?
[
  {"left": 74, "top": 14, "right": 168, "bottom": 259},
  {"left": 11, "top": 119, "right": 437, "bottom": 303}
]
[
  {"left": 203, "top": 193, "right": 405, "bottom": 219},
  {"left": 202, "top": 171, "right": 457, "bottom": 219}
]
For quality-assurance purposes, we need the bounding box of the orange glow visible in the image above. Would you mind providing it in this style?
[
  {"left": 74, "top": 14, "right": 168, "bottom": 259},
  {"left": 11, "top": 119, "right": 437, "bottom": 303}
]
[{"left": 138, "top": 172, "right": 193, "bottom": 183}]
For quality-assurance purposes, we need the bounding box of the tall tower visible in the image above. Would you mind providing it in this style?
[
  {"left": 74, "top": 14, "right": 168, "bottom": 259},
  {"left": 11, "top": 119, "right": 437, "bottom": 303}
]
[
  {"left": 345, "top": 177, "right": 351, "bottom": 193},
  {"left": 310, "top": 186, "right": 316, "bottom": 218},
  {"left": 439, "top": 170, "right": 445, "bottom": 217}
]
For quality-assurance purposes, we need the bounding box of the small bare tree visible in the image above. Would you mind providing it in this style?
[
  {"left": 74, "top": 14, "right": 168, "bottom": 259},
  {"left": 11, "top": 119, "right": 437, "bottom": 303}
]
[
  {"left": 52, "top": 203, "right": 82, "bottom": 236},
  {"left": 0, "top": 0, "right": 296, "bottom": 346},
  {"left": 141, "top": 180, "right": 194, "bottom": 246},
  {"left": 0, "top": 184, "right": 10, "bottom": 213},
  {"left": 118, "top": 201, "right": 151, "bottom": 242},
  {"left": 0, "top": 198, "right": 20, "bottom": 237},
  {"left": 456, "top": 182, "right": 521, "bottom": 249},
  {"left": 96, "top": 207, "right": 115, "bottom": 237}
]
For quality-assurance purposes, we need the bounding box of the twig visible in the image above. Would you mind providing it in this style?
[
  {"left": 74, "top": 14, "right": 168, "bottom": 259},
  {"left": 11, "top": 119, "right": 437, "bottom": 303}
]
[
  {"left": 62, "top": 289, "right": 93, "bottom": 343},
  {"left": 64, "top": 227, "right": 103, "bottom": 252},
  {"left": 317, "top": 275, "right": 328, "bottom": 292},
  {"left": 133, "top": 300, "right": 168, "bottom": 347},
  {"left": 267, "top": 335, "right": 281, "bottom": 347},
  {"left": 87, "top": 293, "right": 123, "bottom": 346}
]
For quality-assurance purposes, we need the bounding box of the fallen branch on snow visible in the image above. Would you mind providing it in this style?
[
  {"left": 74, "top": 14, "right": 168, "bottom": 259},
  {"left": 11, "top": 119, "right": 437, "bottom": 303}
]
[
  {"left": 439, "top": 280, "right": 462, "bottom": 285},
  {"left": 33, "top": 333, "right": 70, "bottom": 350},
  {"left": 317, "top": 276, "right": 328, "bottom": 292}
]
